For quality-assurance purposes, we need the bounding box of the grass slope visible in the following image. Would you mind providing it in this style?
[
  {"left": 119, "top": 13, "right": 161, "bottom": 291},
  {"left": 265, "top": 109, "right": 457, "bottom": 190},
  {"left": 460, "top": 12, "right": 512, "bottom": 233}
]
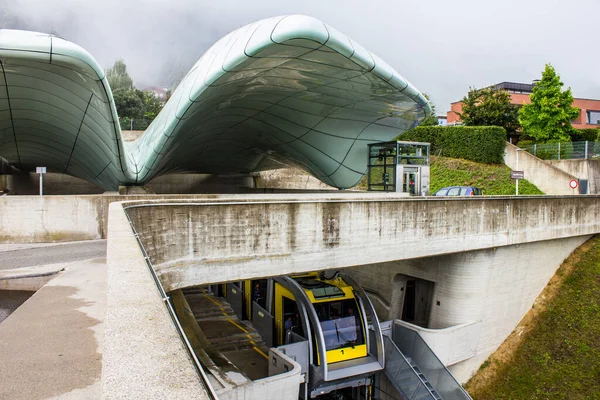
[
  {"left": 466, "top": 235, "right": 600, "bottom": 399},
  {"left": 431, "top": 157, "right": 543, "bottom": 195}
]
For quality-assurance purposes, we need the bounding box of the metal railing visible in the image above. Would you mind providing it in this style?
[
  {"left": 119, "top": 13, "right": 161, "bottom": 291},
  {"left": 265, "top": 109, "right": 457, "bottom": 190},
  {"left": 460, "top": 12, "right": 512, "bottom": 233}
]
[
  {"left": 124, "top": 211, "right": 219, "bottom": 399},
  {"left": 383, "top": 336, "right": 438, "bottom": 400},
  {"left": 392, "top": 324, "right": 471, "bottom": 400},
  {"left": 523, "top": 141, "right": 600, "bottom": 160}
]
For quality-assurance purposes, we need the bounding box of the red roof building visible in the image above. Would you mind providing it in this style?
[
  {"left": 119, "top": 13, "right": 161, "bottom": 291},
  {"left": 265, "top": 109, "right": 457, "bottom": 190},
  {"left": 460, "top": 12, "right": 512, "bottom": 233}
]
[{"left": 447, "top": 82, "right": 600, "bottom": 129}]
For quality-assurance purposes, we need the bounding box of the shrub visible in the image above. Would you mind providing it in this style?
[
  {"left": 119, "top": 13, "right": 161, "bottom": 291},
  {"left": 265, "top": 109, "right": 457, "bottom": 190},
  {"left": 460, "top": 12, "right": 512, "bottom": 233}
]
[
  {"left": 400, "top": 126, "right": 506, "bottom": 164},
  {"left": 571, "top": 128, "right": 600, "bottom": 142},
  {"left": 517, "top": 140, "right": 534, "bottom": 148}
]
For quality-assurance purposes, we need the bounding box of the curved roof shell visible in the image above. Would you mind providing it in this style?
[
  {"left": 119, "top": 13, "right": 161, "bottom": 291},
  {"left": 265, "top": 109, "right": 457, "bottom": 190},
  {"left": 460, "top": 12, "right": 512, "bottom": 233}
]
[{"left": 0, "top": 15, "right": 431, "bottom": 190}]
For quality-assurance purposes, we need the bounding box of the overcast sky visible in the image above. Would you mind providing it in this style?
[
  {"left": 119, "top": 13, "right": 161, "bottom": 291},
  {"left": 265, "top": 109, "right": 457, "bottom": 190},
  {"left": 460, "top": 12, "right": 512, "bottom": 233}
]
[{"left": 1, "top": 0, "right": 599, "bottom": 115}]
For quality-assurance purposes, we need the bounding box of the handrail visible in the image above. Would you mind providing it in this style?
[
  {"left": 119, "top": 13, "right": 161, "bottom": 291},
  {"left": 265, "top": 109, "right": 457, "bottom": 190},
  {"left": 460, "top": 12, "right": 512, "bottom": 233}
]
[
  {"left": 393, "top": 322, "right": 471, "bottom": 400},
  {"left": 124, "top": 211, "right": 219, "bottom": 399},
  {"left": 382, "top": 336, "right": 436, "bottom": 400}
]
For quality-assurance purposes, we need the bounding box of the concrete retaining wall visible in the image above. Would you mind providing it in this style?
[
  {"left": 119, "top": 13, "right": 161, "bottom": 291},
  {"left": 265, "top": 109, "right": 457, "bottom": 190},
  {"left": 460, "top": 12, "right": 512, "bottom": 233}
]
[
  {"left": 348, "top": 235, "right": 590, "bottom": 382},
  {"left": 505, "top": 142, "right": 578, "bottom": 194},
  {"left": 0, "top": 194, "right": 224, "bottom": 243},
  {"left": 549, "top": 159, "right": 600, "bottom": 194},
  {"left": 120, "top": 194, "right": 600, "bottom": 292}
]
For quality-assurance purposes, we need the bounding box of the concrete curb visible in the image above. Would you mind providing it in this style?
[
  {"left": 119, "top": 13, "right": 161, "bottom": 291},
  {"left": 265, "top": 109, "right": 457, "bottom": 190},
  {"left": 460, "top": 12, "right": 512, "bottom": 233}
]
[{"left": 0, "top": 263, "right": 67, "bottom": 291}]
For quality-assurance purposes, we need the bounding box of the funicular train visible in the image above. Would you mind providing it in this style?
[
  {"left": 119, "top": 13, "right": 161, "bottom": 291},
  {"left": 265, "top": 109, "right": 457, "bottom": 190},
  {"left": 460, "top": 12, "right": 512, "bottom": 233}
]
[{"left": 218, "top": 271, "right": 385, "bottom": 399}]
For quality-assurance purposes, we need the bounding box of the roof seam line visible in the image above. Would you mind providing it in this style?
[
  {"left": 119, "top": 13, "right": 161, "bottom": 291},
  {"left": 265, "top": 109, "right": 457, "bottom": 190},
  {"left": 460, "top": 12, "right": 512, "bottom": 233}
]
[
  {"left": 0, "top": 60, "right": 23, "bottom": 169},
  {"left": 64, "top": 92, "right": 93, "bottom": 173}
]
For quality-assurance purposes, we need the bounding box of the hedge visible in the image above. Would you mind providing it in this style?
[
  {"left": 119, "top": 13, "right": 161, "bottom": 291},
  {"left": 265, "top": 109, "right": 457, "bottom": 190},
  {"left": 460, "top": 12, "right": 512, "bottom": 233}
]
[{"left": 399, "top": 126, "right": 506, "bottom": 164}]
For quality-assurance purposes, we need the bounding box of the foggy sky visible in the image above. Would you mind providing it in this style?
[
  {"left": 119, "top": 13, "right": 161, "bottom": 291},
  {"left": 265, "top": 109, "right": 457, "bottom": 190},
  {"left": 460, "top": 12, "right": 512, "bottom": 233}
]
[{"left": 1, "top": 0, "right": 599, "bottom": 115}]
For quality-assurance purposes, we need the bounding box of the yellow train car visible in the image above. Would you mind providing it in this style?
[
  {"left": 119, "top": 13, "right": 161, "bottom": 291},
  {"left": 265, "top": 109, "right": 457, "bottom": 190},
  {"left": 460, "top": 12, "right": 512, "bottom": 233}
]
[
  {"left": 274, "top": 273, "right": 367, "bottom": 365},
  {"left": 222, "top": 272, "right": 385, "bottom": 399}
]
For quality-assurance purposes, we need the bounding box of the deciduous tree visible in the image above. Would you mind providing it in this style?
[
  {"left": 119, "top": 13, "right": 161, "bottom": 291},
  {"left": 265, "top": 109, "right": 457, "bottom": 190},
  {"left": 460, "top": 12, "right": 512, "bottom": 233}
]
[
  {"left": 518, "top": 64, "right": 579, "bottom": 142},
  {"left": 106, "top": 60, "right": 133, "bottom": 92},
  {"left": 419, "top": 93, "right": 439, "bottom": 126},
  {"left": 458, "top": 87, "right": 520, "bottom": 136},
  {"left": 106, "top": 60, "right": 163, "bottom": 128}
]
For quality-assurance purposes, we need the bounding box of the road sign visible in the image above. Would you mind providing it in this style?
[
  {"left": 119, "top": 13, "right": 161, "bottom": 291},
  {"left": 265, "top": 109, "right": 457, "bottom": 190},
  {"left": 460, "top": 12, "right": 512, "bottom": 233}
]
[
  {"left": 570, "top": 179, "right": 578, "bottom": 189},
  {"left": 36, "top": 167, "right": 46, "bottom": 174},
  {"left": 510, "top": 170, "right": 524, "bottom": 179}
]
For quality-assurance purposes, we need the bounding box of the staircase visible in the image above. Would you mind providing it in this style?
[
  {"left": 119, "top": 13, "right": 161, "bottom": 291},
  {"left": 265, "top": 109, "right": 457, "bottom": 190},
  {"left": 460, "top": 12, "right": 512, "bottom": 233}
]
[
  {"left": 382, "top": 323, "right": 472, "bottom": 400},
  {"left": 383, "top": 336, "right": 442, "bottom": 400}
]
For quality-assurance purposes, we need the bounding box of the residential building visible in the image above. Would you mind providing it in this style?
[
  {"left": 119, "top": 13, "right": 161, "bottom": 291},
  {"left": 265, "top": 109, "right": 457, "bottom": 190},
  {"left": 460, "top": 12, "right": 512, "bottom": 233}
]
[{"left": 447, "top": 82, "right": 600, "bottom": 129}]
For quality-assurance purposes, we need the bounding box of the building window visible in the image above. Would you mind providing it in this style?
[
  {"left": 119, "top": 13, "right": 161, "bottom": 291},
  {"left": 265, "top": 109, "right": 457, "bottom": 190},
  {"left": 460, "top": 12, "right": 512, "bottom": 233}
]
[{"left": 586, "top": 110, "right": 600, "bottom": 125}]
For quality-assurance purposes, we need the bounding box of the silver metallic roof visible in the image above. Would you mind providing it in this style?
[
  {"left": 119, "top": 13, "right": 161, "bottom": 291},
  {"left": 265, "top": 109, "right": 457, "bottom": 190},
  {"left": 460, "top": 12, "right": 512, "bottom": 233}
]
[{"left": 0, "top": 15, "right": 431, "bottom": 190}]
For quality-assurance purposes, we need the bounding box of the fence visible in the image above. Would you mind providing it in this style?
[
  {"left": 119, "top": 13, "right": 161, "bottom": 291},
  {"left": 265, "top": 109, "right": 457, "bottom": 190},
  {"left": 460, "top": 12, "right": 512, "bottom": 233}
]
[
  {"left": 119, "top": 116, "right": 153, "bottom": 131},
  {"left": 523, "top": 141, "right": 600, "bottom": 160}
]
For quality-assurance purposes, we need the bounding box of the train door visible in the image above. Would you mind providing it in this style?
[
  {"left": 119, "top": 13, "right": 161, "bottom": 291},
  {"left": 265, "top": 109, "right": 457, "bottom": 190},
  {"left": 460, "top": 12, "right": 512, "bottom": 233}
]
[
  {"left": 225, "top": 281, "right": 244, "bottom": 319},
  {"left": 244, "top": 279, "right": 268, "bottom": 321},
  {"left": 274, "top": 283, "right": 306, "bottom": 345}
]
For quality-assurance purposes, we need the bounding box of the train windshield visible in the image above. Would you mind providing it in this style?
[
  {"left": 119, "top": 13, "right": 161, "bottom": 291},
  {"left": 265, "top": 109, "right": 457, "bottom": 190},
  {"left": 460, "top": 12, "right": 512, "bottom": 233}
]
[{"left": 315, "top": 299, "right": 365, "bottom": 351}]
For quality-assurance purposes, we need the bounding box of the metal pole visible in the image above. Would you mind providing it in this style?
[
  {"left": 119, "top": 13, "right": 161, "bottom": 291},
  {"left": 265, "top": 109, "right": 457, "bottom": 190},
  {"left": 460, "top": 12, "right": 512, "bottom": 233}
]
[
  {"left": 534, "top": 144, "right": 537, "bottom": 156},
  {"left": 558, "top": 142, "right": 561, "bottom": 160},
  {"left": 516, "top": 150, "right": 519, "bottom": 196},
  {"left": 39, "top": 173, "right": 43, "bottom": 196},
  {"left": 585, "top": 141, "right": 589, "bottom": 159}
]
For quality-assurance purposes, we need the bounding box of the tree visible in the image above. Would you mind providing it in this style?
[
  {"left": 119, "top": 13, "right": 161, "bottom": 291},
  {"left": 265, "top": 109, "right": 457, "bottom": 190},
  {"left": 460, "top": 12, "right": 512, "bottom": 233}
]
[
  {"left": 105, "top": 60, "right": 164, "bottom": 129},
  {"left": 106, "top": 60, "right": 133, "bottom": 92},
  {"left": 420, "top": 93, "right": 439, "bottom": 126},
  {"left": 112, "top": 88, "right": 144, "bottom": 120},
  {"left": 518, "top": 64, "right": 579, "bottom": 142},
  {"left": 141, "top": 91, "right": 163, "bottom": 120},
  {"left": 457, "top": 87, "right": 520, "bottom": 136}
]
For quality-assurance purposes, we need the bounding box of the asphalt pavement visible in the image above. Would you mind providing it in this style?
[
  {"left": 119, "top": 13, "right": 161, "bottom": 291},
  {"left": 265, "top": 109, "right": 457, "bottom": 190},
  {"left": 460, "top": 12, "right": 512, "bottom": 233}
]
[{"left": 0, "top": 240, "right": 106, "bottom": 270}]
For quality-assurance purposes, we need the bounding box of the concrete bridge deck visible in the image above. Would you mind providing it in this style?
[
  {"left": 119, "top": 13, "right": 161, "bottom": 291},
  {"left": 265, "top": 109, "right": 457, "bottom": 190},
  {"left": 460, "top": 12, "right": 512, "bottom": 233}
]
[{"left": 118, "top": 194, "right": 600, "bottom": 290}]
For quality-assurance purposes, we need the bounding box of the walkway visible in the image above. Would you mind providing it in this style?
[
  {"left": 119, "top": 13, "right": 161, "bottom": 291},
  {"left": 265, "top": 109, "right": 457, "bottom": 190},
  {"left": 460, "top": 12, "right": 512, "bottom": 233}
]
[{"left": 0, "top": 243, "right": 106, "bottom": 400}]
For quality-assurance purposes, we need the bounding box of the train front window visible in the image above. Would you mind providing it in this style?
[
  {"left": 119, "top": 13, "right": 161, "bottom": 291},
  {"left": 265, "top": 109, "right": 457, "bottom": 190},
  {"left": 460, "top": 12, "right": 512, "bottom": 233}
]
[{"left": 315, "top": 299, "right": 364, "bottom": 351}]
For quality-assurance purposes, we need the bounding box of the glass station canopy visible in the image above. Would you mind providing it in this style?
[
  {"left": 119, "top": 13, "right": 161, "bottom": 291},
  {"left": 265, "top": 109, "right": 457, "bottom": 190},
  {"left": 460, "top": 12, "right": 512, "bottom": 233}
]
[{"left": 0, "top": 15, "right": 432, "bottom": 190}]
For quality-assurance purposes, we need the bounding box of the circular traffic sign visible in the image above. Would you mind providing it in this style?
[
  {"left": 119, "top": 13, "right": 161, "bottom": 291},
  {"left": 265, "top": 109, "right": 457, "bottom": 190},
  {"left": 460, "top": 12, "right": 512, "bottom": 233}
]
[{"left": 569, "top": 179, "right": 578, "bottom": 189}]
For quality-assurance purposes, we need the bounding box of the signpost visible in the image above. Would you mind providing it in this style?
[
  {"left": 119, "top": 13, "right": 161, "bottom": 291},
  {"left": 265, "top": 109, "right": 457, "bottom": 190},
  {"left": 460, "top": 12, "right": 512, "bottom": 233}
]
[
  {"left": 36, "top": 167, "right": 46, "bottom": 196},
  {"left": 514, "top": 148, "right": 525, "bottom": 196},
  {"left": 510, "top": 171, "right": 524, "bottom": 180},
  {"left": 511, "top": 170, "right": 524, "bottom": 195},
  {"left": 569, "top": 179, "right": 578, "bottom": 192}
]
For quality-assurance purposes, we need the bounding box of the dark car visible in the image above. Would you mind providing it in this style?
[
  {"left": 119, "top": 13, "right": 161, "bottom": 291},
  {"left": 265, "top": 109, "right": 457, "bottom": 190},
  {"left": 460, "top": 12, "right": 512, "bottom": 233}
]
[{"left": 434, "top": 186, "right": 482, "bottom": 196}]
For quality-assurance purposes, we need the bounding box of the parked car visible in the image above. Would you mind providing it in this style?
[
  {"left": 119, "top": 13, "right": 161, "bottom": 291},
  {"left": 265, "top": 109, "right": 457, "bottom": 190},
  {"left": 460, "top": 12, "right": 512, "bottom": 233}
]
[{"left": 434, "top": 186, "right": 482, "bottom": 196}]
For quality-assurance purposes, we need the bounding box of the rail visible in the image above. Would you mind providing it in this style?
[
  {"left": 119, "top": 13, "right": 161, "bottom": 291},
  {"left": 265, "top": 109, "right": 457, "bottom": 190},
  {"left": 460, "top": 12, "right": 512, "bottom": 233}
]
[
  {"left": 522, "top": 140, "right": 600, "bottom": 160},
  {"left": 392, "top": 323, "right": 471, "bottom": 400},
  {"left": 383, "top": 335, "right": 438, "bottom": 400},
  {"left": 124, "top": 211, "right": 219, "bottom": 399}
]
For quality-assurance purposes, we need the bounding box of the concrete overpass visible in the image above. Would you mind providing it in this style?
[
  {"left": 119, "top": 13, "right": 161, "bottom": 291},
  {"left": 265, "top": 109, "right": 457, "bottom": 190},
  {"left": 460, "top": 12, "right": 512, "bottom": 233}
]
[{"left": 100, "top": 193, "right": 600, "bottom": 398}]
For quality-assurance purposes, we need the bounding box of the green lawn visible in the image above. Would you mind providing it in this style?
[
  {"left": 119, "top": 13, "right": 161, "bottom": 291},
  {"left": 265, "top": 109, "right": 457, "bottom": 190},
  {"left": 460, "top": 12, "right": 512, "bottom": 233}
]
[
  {"left": 430, "top": 156, "right": 543, "bottom": 195},
  {"left": 466, "top": 235, "right": 600, "bottom": 399}
]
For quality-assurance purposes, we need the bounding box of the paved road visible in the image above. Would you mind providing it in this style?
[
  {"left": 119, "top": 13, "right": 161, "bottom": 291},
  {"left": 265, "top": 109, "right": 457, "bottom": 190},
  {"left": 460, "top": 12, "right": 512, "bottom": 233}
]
[{"left": 0, "top": 240, "right": 106, "bottom": 270}]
